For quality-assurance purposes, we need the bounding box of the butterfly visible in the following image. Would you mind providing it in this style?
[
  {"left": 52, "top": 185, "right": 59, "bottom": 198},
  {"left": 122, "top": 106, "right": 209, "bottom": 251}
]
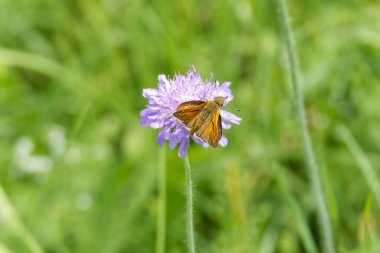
[{"left": 173, "top": 96, "right": 227, "bottom": 148}]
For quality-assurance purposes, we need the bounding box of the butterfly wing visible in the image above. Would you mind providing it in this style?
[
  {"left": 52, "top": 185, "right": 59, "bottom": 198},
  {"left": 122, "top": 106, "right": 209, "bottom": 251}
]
[
  {"left": 195, "top": 110, "right": 222, "bottom": 148},
  {"left": 173, "top": 101, "right": 206, "bottom": 126}
]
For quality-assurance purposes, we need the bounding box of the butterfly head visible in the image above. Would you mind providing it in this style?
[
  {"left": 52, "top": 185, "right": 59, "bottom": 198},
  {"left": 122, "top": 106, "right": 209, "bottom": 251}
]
[{"left": 214, "top": 96, "right": 228, "bottom": 107}]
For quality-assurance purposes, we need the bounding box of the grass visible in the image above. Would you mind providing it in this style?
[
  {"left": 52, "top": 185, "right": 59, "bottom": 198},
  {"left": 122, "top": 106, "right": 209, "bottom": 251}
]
[
  {"left": 1, "top": 0, "right": 380, "bottom": 252},
  {"left": 275, "top": 0, "right": 335, "bottom": 252}
]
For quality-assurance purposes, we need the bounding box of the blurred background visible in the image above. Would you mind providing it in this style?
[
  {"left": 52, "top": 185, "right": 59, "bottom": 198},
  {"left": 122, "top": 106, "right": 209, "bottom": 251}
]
[{"left": 1, "top": 0, "right": 380, "bottom": 252}]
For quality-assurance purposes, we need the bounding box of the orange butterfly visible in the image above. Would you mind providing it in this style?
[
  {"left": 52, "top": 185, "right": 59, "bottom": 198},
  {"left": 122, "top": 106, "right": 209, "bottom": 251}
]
[{"left": 173, "top": 96, "right": 227, "bottom": 148}]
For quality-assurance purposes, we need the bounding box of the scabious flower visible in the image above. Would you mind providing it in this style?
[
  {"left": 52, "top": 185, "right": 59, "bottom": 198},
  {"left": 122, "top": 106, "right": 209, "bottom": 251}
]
[{"left": 140, "top": 66, "right": 241, "bottom": 157}]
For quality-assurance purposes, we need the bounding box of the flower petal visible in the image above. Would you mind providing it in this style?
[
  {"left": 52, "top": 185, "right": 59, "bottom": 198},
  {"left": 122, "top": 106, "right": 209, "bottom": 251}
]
[
  {"left": 220, "top": 110, "right": 242, "bottom": 124},
  {"left": 150, "top": 121, "right": 165, "bottom": 129},
  {"left": 222, "top": 121, "right": 231, "bottom": 129},
  {"left": 169, "top": 127, "right": 185, "bottom": 149},
  {"left": 140, "top": 116, "right": 151, "bottom": 126},
  {"left": 158, "top": 75, "right": 170, "bottom": 89},
  {"left": 220, "top": 82, "right": 231, "bottom": 89},
  {"left": 178, "top": 136, "right": 190, "bottom": 157},
  {"left": 156, "top": 127, "right": 167, "bottom": 146},
  {"left": 193, "top": 135, "right": 209, "bottom": 147},
  {"left": 142, "top": 88, "right": 158, "bottom": 98},
  {"left": 140, "top": 108, "right": 151, "bottom": 116},
  {"left": 219, "top": 136, "right": 228, "bottom": 147}
]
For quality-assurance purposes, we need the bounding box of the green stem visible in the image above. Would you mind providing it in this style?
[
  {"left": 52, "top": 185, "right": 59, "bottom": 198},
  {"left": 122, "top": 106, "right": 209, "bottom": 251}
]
[
  {"left": 337, "top": 125, "right": 380, "bottom": 206},
  {"left": 184, "top": 154, "right": 196, "bottom": 253},
  {"left": 274, "top": 1, "right": 336, "bottom": 253},
  {"left": 155, "top": 145, "right": 166, "bottom": 253}
]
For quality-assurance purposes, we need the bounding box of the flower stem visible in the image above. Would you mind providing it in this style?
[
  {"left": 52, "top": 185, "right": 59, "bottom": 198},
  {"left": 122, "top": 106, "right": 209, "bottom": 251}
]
[
  {"left": 155, "top": 145, "right": 166, "bottom": 253},
  {"left": 184, "top": 154, "right": 196, "bottom": 253},
  {"left": 274, "top": 1, "right": 336, "bottom": 253}
]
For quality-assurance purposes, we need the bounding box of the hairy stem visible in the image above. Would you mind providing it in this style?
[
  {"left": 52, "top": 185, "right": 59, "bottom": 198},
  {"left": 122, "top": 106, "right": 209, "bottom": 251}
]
[
  {"left": 184, "top": 154, "right": 196, "bottom": 253},
  {"left": 274, "top": 0, "right": 336, "bottom": 253}
]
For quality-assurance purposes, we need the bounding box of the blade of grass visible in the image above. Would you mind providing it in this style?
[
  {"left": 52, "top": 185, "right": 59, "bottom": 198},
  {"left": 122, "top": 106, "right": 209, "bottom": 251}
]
[
  {"left": 274, "top": 1, "right": 336, "bottom": 252},
  {"left": 336, "top": 125, "right": 380, "bottom": 206},
  {"left": 341, "top": 241, "right": 380, "bottom": 253},
  {"left": 0, "top": 47, "right": 81, "bottom": 95},
  {"left": 274, "top": 165, "right": 318, "bottom": 253},
  {"left": 224, "top": 165, "right": 248, "bottom": 253},
  {"left": 155, "top": 145, "right": 166, "bottom": 253},
  {"left": 0, "top": 185, "right": 45, "bottom": 253},
  {"left": 0, "top": 47, "right": 66, "bottom": 79},
  {"left": 259, "top": 210, "right": 282, "bottom": 253}
]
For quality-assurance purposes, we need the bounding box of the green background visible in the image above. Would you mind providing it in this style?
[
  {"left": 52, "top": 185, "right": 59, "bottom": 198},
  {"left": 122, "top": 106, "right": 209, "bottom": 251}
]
[{"left": 1, "top": 0, "right": 379, "bottom": 252}]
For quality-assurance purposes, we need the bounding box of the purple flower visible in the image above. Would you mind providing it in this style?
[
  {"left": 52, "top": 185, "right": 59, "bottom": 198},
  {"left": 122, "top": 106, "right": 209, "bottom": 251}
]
[{"left": 140, "top": 66, "right": 241, "bottom": 157}]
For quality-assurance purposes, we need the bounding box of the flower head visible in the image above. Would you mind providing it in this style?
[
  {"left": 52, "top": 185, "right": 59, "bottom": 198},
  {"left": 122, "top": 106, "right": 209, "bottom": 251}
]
[{"left": 140, "top": 66, "right": 241, "bottom": 157}]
